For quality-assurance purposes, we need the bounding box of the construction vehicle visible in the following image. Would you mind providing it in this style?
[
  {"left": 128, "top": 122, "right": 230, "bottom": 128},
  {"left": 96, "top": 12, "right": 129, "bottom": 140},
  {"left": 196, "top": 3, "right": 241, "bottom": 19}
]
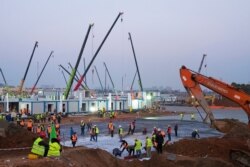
[{"left": 180, "top": 65, "right": 250, "bottom": 166}]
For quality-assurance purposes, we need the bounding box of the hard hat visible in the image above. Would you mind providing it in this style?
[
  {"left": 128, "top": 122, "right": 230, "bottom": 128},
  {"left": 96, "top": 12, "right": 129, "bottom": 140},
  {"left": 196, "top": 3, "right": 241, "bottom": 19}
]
[
  {"left": 119, "top": 125, "right": 121, "bottom": 128},
  {"left": 158, "top": 128, "right": 161, "bottom": 131},
  {"left": 94, "top": 125, "right": 96, "bottom": 127}
]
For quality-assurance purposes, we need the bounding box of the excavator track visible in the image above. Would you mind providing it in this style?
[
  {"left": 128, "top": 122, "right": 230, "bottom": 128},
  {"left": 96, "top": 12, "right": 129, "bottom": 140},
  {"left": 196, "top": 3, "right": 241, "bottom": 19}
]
[{"left": 230, "top": 149, "right": 250, "bottom": 167}]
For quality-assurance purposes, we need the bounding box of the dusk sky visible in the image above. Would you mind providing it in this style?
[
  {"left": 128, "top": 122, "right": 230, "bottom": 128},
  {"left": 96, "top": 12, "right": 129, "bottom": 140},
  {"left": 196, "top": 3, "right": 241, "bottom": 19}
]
[{"left": 0, "top": 0, "right": 250, "bottom": 91}]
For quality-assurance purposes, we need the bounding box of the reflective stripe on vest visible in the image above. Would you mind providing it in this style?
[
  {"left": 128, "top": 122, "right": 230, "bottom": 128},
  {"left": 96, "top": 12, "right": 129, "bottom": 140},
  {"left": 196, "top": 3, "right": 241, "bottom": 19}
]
[{"left": 31, "top": 137, "right": 45, "bottom": 156}]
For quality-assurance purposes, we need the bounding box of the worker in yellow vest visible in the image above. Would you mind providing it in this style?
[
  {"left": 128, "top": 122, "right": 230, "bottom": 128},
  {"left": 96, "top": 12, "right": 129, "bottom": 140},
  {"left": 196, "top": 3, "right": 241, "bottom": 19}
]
[
  {"left": 145, "top": 136, "right": 153, "bottom": 157},
  {"left": 47, "top": 138, "right": 61, "bottom": 157},
  {"left": 31, "top": 134, "right": 49, "bottom": 157}
]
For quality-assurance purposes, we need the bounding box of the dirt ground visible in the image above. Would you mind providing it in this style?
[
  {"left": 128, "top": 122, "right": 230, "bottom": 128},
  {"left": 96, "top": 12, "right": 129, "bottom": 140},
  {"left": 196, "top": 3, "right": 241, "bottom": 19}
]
[{"left": 0, "top": 110, "right": 250, "bottom": 167}]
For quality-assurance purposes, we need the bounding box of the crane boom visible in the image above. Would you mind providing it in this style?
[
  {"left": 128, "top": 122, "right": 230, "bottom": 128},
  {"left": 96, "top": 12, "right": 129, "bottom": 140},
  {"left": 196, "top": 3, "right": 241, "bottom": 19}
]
[
  {"left": 180, "top": 65, "right": 250, "bottom": 128},
  {"left": 19, "top": 41, "right": 38, "bottom": 93},
  {"left": 0, "top": 68, "right": 7, "bottom": 86},
  {"left": 30, "top": 51, "right": 53, "bottom": 94},
  {"left": 128, "top": 32, "right": 143, "bottom": 92},
  {"left": 103, "top": 62, "right": 115, "bottom": 92},
  {"left": 198, "top": 54, "right": 207, "bottom": 73},
  {"left": 94, "top": 65, "right": 104, "bottom": 94}
]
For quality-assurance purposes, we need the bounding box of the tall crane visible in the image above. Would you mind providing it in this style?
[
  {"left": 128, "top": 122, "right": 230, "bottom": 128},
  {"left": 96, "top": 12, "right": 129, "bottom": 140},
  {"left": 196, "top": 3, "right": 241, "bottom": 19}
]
[
  {"left": 19, "top": 41, "right": 38, "bottom": 93},
  {"left": 30, "top": 51, "right": 53, "bottom": 94},
  {"left": 94, "top": 65, "right": 104, "bottom": 94},
  {"left": 128, "top": 32, "right": 143, "bottom": 92},
  {"left": 198, "top": 54, "right": 207, "bottom": 73},
  {"left": 103, "top": 62, "right": 115, "bottom": 93},
  {"left": 0, "top": 68, "right": 7, "bottom": 86},
  {"left": 64, "top": 24, "right": 93, "bottom": 99},
  {"left": 73, "top": 12, "right": 123, "bottom": 92},
  {"left": 68, "top": 62, "right": 89, "bottom": 88}
]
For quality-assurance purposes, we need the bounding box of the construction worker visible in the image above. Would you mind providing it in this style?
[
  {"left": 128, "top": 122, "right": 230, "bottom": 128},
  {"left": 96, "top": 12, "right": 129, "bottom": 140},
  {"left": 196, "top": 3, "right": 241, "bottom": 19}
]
[
  {"left": 47, "top": 138, "right": 61, "bottom": 157},
  {"left": 31, "top": 134, "right": 49, "bottom": 157},
  {"left": 174, "top": 124, "right": 178, "bottom": 137},
  {"left": 120, "top": 140, "right": 128, "bottom": 153},
  {"left": 27, "top": 119, "right": 33, "bottom": 131},
  {"left": 90, "top": 127, "right": 95, "bottom": 141},
  {"left": 80, "top": 120, "right": 85, "bottom": 135},
  {"left": 108, "top": 121, "right": 114, "bottom": 137},
  {"left": 118, "top": 125, "right": 123, "bottom": 141},
  {"left": 134, "top": 139, "right": 142, "bottom": 158},
  {"left": 192, "top": 129, "right": 200, "bottom": 139},
  {"left": 191, "top": 113, "right": 195, "bottom": 120},
  {"left": 0, "top": 114, "right": 3, "bottom": 120},
  {"left": 167, "top": 125, "right": 172, "bottom": 141},
  {"left": 145, "top": 136, "right": 153, "bottom": 157},
  {"left": 94, "top": 125, "right": 99, "bottom": 142},
  {"left": 71, "top": 132, "right": 78, "bottom": 147},
  {"left": 155, "top": 128, "right": 164, "bottom": 154},
  {"left": 180, "top": 113, "right": 184, "bottom": 120}
]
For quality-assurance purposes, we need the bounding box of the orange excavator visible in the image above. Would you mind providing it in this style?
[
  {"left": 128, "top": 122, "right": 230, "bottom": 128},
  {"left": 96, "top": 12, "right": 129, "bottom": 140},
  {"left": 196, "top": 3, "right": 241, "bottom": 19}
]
[
  {"left": 180, "top": 65, "right": 250, "bottom": 127},
  {"left": 180, "top": 66, "right": 250, "bottom": 166}
]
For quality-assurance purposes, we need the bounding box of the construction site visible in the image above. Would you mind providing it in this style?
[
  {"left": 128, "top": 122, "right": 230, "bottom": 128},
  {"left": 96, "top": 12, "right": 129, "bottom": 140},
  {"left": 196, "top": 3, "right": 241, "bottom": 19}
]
[{"left": 1, "top": 1, "right": 250, "bottom": 167}]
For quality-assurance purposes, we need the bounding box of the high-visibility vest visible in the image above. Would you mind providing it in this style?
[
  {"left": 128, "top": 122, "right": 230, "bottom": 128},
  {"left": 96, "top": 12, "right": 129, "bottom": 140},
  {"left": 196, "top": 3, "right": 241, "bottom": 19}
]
[
  {"left": 31, "top": 137, "right": 45, "bottom": 156},
  {"left": 48, "top": 142, "right": 61, "bottom": 157},
  {"left": 146, "top": 138, "right": 153, "bottom": 147},
  {"left": 0, "top": 115, "right": 3, "bottom": 120},
  {"left": 36, "top": 127, "right": 41, "bottom": 133},
  {"left": 108, "top": 123, "right": 113, "bottom": 130},
  {"left": 71, "top": 134, "right": 77, "bottom": 142},
  {"left": 95, "top": 127, "right": 99, "bottom": 134},
  {"left": 118, "top": 128, "right": 123, "bottom": 134},
  {"left": 134, "top": 140, "right": 142, "bottom": 151}
]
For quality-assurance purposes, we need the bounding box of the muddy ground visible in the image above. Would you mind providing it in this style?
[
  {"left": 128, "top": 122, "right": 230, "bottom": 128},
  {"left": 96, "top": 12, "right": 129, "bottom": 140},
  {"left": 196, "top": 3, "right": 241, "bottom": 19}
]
[{"left": 0, "top": 111, "right": 250, "bottom": 167}]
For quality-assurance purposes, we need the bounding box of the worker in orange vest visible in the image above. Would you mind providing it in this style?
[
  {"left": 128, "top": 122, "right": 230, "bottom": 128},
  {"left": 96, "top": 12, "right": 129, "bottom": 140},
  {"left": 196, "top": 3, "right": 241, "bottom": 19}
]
[
  {"left": 108, "top": 121, "right": 114, "bottom": 137},
  {"left": 27, "top": 119, "right": 33, "bottom": 131},
  {"left": 71, "top": 132, "right": 77, "bottom": 147}
]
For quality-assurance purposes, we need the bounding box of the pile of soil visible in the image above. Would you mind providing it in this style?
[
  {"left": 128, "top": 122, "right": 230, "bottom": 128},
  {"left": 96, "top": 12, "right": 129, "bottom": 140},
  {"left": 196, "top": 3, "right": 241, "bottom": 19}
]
[
  {"left": 166, "top": 119, "right": 250, "bottom": 162},
  {"left": 0, "top": 122, "right": 38, "bottom": 148}
]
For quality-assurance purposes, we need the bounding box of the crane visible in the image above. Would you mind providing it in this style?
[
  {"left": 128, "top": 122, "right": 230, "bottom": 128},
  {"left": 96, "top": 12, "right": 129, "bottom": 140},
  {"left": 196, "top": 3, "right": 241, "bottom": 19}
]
[
  {"left": 128, "top": 32, "right": 143, "bottom": 92},
  {"left": 94, "top": 65, "right": 104, "bottom": 94},
  {"left": 19, "top": 41, "right": 38, "bottom": 93},
  {"left": 30, "top": 51, "right": 53, "bottom": 94},
  {"left": 198, "top": 54, "right": 207, "bottom": 73},
  {"left": 0, "top": 68, "right": 7, "bottom": 86},
  {"left": 180, "top": 65, "right": 250, "bottom": 128},
  {"left": 103, "top": 62, "right": 115, "bottom": 93},
  {"left": 73, "top": 12, "right": 123, "bottom": 92}
]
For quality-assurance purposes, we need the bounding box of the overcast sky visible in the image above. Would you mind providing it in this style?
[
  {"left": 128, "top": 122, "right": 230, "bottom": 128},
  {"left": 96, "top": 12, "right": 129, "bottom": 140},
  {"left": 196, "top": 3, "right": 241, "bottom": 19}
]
[{"left": 0, "top": 0, "right": 250, "bottom": 91}]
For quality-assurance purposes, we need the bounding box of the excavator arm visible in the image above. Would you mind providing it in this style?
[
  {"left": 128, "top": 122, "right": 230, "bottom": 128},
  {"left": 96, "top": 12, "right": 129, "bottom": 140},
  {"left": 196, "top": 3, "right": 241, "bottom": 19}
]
[{"left": 180, "top": 66, "right": 250, "bottom": 128}]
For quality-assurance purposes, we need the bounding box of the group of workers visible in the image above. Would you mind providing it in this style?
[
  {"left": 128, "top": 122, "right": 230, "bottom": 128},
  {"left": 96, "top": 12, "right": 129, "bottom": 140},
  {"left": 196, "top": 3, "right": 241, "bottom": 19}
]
[{"left": 31, "top": 134, "right": 62, "bottom": 157}]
